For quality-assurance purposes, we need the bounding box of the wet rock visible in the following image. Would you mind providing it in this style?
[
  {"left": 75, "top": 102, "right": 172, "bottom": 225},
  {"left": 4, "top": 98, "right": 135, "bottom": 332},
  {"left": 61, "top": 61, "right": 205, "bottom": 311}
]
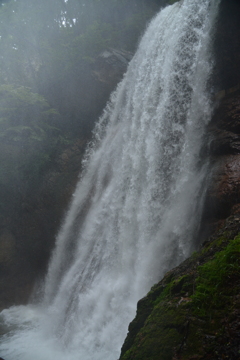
[
  {"left": 207, "top": 155, "right": 240, "bottom": 219},
  {"left": 119, "top": 216, "right": 240, "bottom": 360},
  {"left": 205, "top": 93, "right": 240, "bottom": 222},
  {"left": 93, "top": 48, "right": 133, "bottom": 86},
  {"left": 214, "top": 0, "right": 240, "bottom": 90},
  {"left": 0, "top": 229, "right": 16, "bottom": 267},
  {"left": 210, "top": 130, "right": 240, "bottom": 155}
]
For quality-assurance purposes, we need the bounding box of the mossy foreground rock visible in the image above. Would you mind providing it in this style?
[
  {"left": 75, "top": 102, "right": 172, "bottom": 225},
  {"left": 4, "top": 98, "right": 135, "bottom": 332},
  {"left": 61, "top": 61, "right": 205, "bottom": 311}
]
[{"left": 120, "top": 216, "right": 240, "bottom": 360}]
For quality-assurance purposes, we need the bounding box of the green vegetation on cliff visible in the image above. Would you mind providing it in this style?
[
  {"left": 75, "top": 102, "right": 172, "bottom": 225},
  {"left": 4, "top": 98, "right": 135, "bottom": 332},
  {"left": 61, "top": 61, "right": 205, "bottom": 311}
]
[
  {"left": 120, "top": 217, "right": 240, "bottom": 360},
  {"left": 192, "top": 236, "right": 240, "bottom": 318}
]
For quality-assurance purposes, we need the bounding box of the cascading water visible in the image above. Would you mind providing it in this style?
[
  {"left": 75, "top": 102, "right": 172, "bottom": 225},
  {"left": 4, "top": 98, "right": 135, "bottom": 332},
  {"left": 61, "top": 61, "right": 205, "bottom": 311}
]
[{"left": 0, "top": 0, "right": 220, "bottom": 359}]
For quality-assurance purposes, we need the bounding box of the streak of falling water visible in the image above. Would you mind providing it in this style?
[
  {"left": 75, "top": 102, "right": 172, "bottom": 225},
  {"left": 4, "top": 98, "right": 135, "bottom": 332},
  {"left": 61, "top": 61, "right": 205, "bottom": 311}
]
[{"left": 0, "top": 0, "right": 220, "bottom": 359}]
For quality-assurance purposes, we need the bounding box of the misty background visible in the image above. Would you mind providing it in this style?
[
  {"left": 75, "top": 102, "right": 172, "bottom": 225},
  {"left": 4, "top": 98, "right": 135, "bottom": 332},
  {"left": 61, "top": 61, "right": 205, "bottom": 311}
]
[{"left": 0, "top": 0, "right": 173, "bottom": 307}]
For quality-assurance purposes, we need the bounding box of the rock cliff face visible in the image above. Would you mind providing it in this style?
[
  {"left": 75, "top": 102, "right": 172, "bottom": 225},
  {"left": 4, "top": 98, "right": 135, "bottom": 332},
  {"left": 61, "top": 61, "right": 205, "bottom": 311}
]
[
  {"left": 200, "top": 0, "right": 240, "bottom": 230},
  {"left": 206, "top": 92, "right": 240, "bottom": 223},
  {"left": 119, "top": 216, "right": 240, "bottom": 360},
  {"left": 93, "top": 48, "right": 133, "bottom": 86},
  {"left": 214, "top": 0, "right": 240, "bottom": 90}
]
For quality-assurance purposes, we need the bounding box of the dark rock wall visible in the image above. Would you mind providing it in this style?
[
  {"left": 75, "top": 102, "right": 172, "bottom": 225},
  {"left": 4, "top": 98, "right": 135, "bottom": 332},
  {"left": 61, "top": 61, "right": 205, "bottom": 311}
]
[
  {"left": 119, "top": 217, "right": 240, "bottom": 360},
  {"left": 206, "top": 93, "right": 240, "bottom": 222},
  {"left": 202, "top": 0, "right": 240, "bottom": 231},
  {"left": 214, "top": 0, "right": 240, "bottom": 90}
]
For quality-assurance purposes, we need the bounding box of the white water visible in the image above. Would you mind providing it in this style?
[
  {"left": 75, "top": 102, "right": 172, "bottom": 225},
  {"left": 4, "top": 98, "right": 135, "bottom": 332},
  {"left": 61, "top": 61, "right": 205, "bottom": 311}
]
[{"left": 0, "top": 1, "right": 220, "bottom": 359}]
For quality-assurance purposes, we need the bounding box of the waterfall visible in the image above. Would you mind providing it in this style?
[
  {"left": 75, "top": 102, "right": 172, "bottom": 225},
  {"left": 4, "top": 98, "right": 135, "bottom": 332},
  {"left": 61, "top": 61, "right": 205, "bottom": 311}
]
[{"left": 0, "top": 0, "right": 220, "bottom": 359}]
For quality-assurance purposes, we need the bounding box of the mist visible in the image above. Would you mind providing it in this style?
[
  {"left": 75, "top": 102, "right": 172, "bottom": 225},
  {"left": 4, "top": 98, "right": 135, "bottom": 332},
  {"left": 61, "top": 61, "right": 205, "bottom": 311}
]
[{"left": 0, "top": 0, "right": 168, "bottom": 309}]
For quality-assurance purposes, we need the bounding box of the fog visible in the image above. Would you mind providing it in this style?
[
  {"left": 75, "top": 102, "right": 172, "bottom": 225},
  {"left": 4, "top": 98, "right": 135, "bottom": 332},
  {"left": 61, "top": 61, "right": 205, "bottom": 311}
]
[
  {"left": 0, "top": 0, "right": 163, "bottom": 136},
  {"left": 0, "top": 0, "right": 168, "bottom": 309}
]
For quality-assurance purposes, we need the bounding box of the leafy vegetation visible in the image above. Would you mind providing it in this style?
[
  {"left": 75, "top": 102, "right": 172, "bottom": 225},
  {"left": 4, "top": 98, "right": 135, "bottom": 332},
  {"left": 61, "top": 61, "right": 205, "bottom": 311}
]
[
  {"left": 0, "top": 84, "right": 62, "bottom": 194},
  {"left": 120, "top": 229, "right": 240, "bottom": 360},
  {"left": 192, "top": 235, "right": 240, "bottom": 317}
]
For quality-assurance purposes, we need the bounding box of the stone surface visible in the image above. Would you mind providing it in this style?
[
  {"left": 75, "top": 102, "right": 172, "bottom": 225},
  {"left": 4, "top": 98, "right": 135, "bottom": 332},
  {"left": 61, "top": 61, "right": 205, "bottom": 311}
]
[
  {"left": 214, "top": 0, "right": 240, "bottom": 90},
  {"left": 204, "top": 92, "right": 240, "bottom": 224},
  {"left": 119, "top": 215, "right": 240, "bottom": 360},
  {"left": 93, "top": 48, "right": 133, "bottom": 86}
]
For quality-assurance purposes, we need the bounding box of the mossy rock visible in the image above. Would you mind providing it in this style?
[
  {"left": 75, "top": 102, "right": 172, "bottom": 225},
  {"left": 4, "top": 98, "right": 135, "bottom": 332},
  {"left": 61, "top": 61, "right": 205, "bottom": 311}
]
[{"left": 120, "top": 217, "right": 240, "bottom": 360}]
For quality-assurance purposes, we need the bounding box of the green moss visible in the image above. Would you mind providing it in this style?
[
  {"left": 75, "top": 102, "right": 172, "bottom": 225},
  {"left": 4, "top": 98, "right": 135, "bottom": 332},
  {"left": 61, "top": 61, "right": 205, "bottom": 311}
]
[
  {"left": 151, "top": 274, "right": 194, "bottom": 306},
  {"left": 192, "top": 235, "right": 240, "bottom": 318},
  {"left": 120, "top": 232, "right": 240, "bottom": 360},
  {"left": 200, "top": 233, "right": 229, "bottom": 255},
  {"left": 121, "top": 304, "right": 188, "bottom": 360}
]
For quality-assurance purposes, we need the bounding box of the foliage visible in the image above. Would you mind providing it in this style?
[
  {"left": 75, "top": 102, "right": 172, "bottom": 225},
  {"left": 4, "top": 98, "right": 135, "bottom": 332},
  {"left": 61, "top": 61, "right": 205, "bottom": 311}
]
[
  {"left": 0, "top": 84, "right": 61, "bottom": 143},
  {"left": 0, "top": 84, "right": 66, "bottom": 216},
  {"left": 120, "top": 230, "right": 240, "bottom": 360},
  {"left": 192, "top": 235, "right": 240, "bottom": 317}
]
